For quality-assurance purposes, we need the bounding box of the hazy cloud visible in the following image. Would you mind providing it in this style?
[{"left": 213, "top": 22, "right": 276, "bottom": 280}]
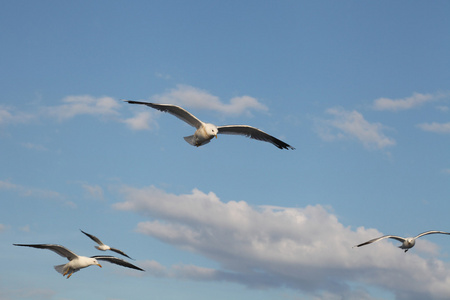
[
  {"left": 317, "top": 107, "right": 395, "bottom": 149},
  {"left": 372, "top": 92, "right": 435, "bottom": 111},
  {"left": 114, "top": 185, "right": 450, "bottom": 299},
  {"left": 417, "top": 122, "right": 450, "bottom": 134},
  {"left": 0, "top": 180, "right": 76, "bottom": 208},
  {"left": 45, "top": 95, "right": 120, "bottom": 121},
  {"left": 0, "top": 106, "right": 35, "bottom": 125},
  {"left": 122, "top": 111, "right": 156, "bottom": 130},
  {"left": 82, "top": 183, "right": 105, "bottom": 201}
]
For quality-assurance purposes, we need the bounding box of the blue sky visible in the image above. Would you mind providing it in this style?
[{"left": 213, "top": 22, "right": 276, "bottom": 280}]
[{"left": 1, "top": 1, "right": 450, "bottom": 299}]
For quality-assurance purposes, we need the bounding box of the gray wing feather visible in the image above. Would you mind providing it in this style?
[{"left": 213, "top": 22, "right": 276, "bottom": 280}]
[
  {"left": 110, "top": 247, "right": 134, "bottom": 260},
  {"left": 217, "top": 125, "right": 294, "bottom": 150},
  {"left": 13, "top": 244, "right": 78, "bottom": 261},
  {"left": 414, "top": 230, "right": 450, "bottom": 239},
  {"left": 80, "top": 230, "right": 104, "bottom": 246},
  {"left": 124, "top": 100, "right": 203, "bottom": 129},
  {"left": 355, "top": 235, "right": 405, "bottom": 247},
  {"left": 93, "top": 255, "right": 144, "bottom": 271}
]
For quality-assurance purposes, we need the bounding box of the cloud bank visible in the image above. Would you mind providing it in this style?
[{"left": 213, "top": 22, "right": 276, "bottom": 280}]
[{"left": 114, "top": 185, "right": 450, "bottom": 300}]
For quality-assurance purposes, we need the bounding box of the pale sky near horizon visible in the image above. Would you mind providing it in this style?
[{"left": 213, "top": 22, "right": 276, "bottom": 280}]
[{"left": 1, "top": 1, "right": 450, "bottom": 300}]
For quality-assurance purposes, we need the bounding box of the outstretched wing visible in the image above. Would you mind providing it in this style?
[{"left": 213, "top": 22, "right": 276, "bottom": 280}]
[
  {"left": 80, "top": 230, "right": 104, "bottom": 246},
  {"left": 110, "top": 247, "right": 134, "bottom": 260},
  {"left": 93, "top": 255, "right": 144, "bottom": 271},
  {"left": 354, "top": 235, "right": 406, "bottom": 248},
  {"left": 217, "top": 125, "right": 295, "bottom": 150},
  {"left": 414, "top": 230, "right": 450, "bottom": 239},
  {"left": 13, "top": 244, "right": 78, "bottom": 261},
  {"left": 124, "top": 101, "right": 203, "bottom": 129}
]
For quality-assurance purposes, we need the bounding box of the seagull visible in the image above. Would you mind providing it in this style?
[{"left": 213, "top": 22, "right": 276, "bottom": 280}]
[
  {"left": 354, "top": 230, "right": 450, "bottom": 252},
  {"left": 13, "top": 244, "right": 144, "bottom": 278},
  {"left": 80, "top": 229, "right": 133, "bottom": 260},
  {"left": 124, "top": 100, "right": 295, "bottom": 150}
]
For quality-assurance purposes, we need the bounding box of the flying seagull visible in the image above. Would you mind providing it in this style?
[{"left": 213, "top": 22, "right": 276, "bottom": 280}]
[
  {"left": 80, "top": 229, "right": 133, "bottom": 260},
  {"left": 13, "top": 244, "right": 144, "bottom": 278},
  {"left": 124, "top": 100, "right": 295, "bottom": 150},
  {"left": 354, "top": 230, "right": 450, "bottom": 252}
]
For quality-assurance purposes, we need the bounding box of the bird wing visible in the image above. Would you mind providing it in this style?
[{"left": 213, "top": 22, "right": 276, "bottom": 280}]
[
  {"left": 124, "top": 101, "right": 203, "bottom": 129},
  {"left": 80, "top": 229, "right": 104, "bottom": 246},
  {"left": 414, "top": 230, "right": 450, "bottom": 239},
  {"left": 13, "top": 244, "right": 78, "bottom": 261},
  {"left": 92, "top": 256, "right": 144, "bottom": 271},
  {"left": 355, "top": 235, "right": 405, "bottom": 247},
  {"left": 217, "top": 125, "right": 295, "bottom": 150},
  {"left": 110, "top": 247, "right": 134, "bottom": 260}
]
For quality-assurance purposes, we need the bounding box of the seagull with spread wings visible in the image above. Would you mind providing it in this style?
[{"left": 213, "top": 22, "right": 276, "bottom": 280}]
[
  {"left": 124, "top": 100, "right": 295, "bottom": 150},
  {"left": 13, "top": 243, "right": 144, "bottom": 278},
  {"left": 354, "top": 230, "right": 450, "bottom": 252},
  {"left": 80, "top": 229, "right": 133, "bottom": 260}
]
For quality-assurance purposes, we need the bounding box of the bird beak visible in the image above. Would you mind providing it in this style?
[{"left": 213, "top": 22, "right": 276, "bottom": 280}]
[
  {"left": 97, "top": 264, "right": 102, "bottom": 268},
  {"left": 215, "top": 134, "right": 217, "bottom": 139}
]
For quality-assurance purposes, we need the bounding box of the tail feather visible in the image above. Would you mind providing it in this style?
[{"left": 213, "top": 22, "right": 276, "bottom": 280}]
[
  {"left": 183, "top": 135, "right": 196, "bottom": 146},
  {"left": 54, "top": 264, "right": 66, "bottom": 275}
]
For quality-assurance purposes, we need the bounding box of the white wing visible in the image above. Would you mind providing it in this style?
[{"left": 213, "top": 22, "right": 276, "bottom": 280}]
[
  {"left": 217, "top": 125, "right": 294, "bottom": 150},
  {"left": 414, "top": 230, "right": 450, "bottom": 239},
  {"left": 354, "top": 235, "right": 406, "bottom": 247},
  {"left": 125, "top": 101, "right": 203, "bottom": 129},
  {"left": 93, "top": 256, "right": 144, "bottom": 271},
  {"left": 14, "top": 244, "right": 79, "bottom": 261}
]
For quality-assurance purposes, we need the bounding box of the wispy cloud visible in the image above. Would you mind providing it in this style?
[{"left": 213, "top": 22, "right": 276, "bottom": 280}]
[
  {"left": 45, "top": 95, "right": 121, "bottom": 121},
  {"left": 0, "top": 106, "right": 35, "bottom": 125},
  {"left": 152, "top": 84, "right": 268, "bottom": 116},
  {"left": 317, "top": 107, "right": 395, "bottom": 150},
  {"left": 417, "top": 122, "right": 450, "bottom": 134},
  {"left": 82, "top": 183, "right": 105, "bottom": 201},
  {"left": 0, "top": 180, "right": 76, "bottom": 208},
  {"left": 114, "top": 185, "right": 450, "bottom": 299},
  {"left": 372, "top": 92, "right": 435, "bottom": 111}
]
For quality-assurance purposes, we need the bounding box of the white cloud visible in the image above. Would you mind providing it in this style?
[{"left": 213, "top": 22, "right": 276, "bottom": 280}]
[
  {"left": 152, "top": 84, "right": 268, "bottom": 116},
  {"left": 372, "top": 92, "right": 435, "bottom": 111},
  {"left": 317, "top": 108, "right": 395, "bottom": 150},
  {"left": 114, "top": 185, "right": 450, "bottom": 299},
  {"left": 0, "top": 180, "right": 76, "bottom": 208},
  {"left": 417, "top": 122, "right": 450, "bottom": 134},
  {"left": 45, "top": 95, "right": 120, "bottom": 121},
  {"left": 122, "top": 111, "right": 156, "bottom": 130}
]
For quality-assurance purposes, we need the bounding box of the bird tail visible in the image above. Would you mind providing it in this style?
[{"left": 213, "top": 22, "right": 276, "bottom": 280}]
[
  {"left": 183, "top": 135, "right": 196, "bottom": 146},
  {"left": 54, "top": 264, "right": 66, "bottom": 275}
]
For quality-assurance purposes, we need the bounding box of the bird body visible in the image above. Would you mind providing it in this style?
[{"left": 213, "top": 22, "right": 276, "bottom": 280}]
[
  {"left": 13, "top": 243, "right": 143, "bottom": 278},
  {"left": 124, "top": 100, "right": 294, "bottom": 150},
  {"left": 354, "top": 230, "right": 450, "bottom": 252}
]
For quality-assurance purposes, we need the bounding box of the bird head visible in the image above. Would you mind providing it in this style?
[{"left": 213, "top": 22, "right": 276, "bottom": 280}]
[
  {"left": 91, "top": 258, "right": 102, "bottom": 268},
  {"left": 205, "top": 123, "right": 218, "bottom": 138}
]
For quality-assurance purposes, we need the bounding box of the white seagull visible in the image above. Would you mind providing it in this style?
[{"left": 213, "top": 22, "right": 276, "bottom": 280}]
[
  {"left": 124, "top": 100, "right": 295, "bottom": 150},
  {"left": 354, "top": 230, "right": 450, "bottom": 252},
  {"left": 80, "top": 229, "right": 133, "bottom": 260},
  {"left": 14, "top": 244, "right": 144, "bottom": 278}
]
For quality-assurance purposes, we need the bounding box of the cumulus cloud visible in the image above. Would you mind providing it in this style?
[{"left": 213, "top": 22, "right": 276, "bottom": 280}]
[
  {"left": 416, "top": 122, "right": 450, "bottom": 134},
  {"left": 0, "top": 180, "right": 75, "bottom": 208},
  {"left": 372, "top": 92, "right": 435, "bottom": 111},
  {"left": 114, "top": 185, "right": 450, "bottom": 299},
  {"left": 317, "top": 108, "right": 395, "bottom": 150},
  {"left": 45, "top": 95, "right": 120, "bottom": 121},
  {"left": 151, "top": 84, "right": 268, "bottom": 116}
]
